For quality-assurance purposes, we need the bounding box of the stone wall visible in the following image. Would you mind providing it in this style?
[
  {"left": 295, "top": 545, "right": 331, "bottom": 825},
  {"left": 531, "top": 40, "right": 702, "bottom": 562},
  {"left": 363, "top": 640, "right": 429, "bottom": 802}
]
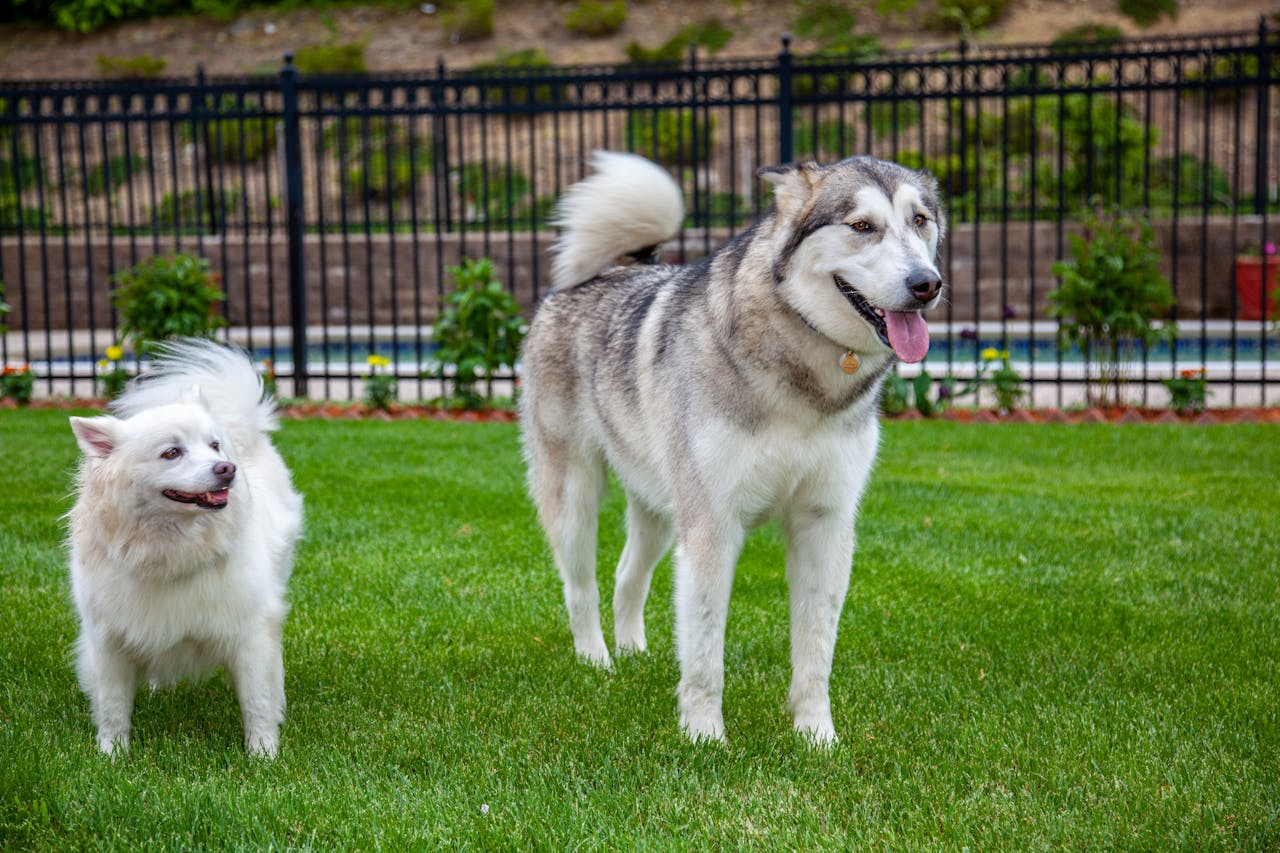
[{"left": 3, "top": 216, "right": 1273, "bottom": 335}]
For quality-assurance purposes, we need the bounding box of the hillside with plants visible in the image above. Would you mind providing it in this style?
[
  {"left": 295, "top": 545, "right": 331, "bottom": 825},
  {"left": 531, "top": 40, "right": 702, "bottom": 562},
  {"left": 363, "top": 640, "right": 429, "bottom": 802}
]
[{"left": 0, "top": 0, "right": 1274, "bottom": 80}]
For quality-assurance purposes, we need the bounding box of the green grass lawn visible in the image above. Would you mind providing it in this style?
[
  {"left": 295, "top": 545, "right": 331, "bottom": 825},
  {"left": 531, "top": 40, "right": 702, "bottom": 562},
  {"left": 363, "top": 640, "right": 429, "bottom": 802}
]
[{"left": 1, "top": 407, "right": 1278, "bottom": 849}]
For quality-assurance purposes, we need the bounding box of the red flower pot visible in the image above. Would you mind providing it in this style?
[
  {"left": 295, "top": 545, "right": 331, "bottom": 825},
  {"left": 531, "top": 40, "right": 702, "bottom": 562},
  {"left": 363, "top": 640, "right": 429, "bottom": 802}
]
[{"left": 1235, "top": 256, "right": 1280, "bottom": 320}]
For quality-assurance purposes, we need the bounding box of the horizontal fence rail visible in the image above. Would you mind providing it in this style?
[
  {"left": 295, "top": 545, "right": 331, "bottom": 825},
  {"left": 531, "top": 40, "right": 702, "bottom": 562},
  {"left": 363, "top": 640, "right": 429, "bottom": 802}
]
[{"left": 1, "top": 25, "right": 1277, "bottom": 407}]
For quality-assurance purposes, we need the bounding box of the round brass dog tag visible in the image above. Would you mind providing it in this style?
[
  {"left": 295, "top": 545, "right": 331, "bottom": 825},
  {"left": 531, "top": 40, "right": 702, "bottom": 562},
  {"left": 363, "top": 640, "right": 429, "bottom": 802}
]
[{"left": 839, "top": 351, "right": 861, "bottom": 374}]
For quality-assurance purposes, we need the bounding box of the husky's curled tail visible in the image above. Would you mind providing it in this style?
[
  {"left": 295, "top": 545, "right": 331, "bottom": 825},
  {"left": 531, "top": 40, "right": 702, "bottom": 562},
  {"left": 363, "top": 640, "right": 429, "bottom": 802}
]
[{"left": 550, "top": 151, "right": 685, "bottom": 290}]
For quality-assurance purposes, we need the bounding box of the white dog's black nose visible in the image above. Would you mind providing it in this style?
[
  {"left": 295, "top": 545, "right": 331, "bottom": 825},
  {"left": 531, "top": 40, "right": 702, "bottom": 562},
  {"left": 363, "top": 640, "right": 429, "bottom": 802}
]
[
  {"left": 907, "top": 269, "right": 942, "bottom": 304},
  {"left": 212, "top": 461, "right": 236, "bottom": 483}
]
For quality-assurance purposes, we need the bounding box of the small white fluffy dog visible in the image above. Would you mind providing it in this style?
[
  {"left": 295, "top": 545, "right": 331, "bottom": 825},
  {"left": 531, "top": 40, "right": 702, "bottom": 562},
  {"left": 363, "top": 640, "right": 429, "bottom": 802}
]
[{"left": 67, "top": 338, "right": 303, "bottom": 757}]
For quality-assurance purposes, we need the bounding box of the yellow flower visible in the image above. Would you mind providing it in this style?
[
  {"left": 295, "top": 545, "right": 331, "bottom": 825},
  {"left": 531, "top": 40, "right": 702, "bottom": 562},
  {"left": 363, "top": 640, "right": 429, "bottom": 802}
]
[
  {"left": 999, "top": 350, "right": 1010, "bottom": 360},
  {"left": 97, "top": 359, "right": 108, "bottom": 369},
  {"left": 105, "top": 345, "right": 124, "bottom": 362},
  {"left": 980, "top": 347, "right": 999, "bottom": 362},
  {"left": 367, "top": 354, "right": 390, "bottom": 369}
]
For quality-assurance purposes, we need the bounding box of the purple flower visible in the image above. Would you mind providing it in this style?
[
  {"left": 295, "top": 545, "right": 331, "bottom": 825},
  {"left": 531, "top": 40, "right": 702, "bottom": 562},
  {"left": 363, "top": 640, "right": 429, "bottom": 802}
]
[
  {"left": 1266, "top": 242, "right": 1277, "bottom": 256},
  {"left": 1003, "top": 304, "right": 1017, "bottom": 320},
  {"left": 960, "top": 327, "right": 978, "bottom": 340}
]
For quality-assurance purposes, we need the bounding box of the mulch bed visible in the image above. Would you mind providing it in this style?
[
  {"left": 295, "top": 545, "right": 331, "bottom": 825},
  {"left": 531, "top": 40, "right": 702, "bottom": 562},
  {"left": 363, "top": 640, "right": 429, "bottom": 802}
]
[{"left": 9, "top": 397, "right": 1280, "bottom": 424}]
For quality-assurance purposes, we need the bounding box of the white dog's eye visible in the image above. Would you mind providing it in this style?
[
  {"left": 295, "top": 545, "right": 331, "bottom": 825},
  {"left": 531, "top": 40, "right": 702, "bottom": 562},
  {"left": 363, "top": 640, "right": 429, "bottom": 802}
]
[
  {"left": 161, "top": 447, "right": 182, "bottom": 461},
  {"left": 913, "top": 213, "right": 929, "bottom": 227},
  {"left": 210, "top": 440, "right": 221, "bottom": 452},
  {"left": 850, "top": 220, "right": 874, "bottom": 233}
]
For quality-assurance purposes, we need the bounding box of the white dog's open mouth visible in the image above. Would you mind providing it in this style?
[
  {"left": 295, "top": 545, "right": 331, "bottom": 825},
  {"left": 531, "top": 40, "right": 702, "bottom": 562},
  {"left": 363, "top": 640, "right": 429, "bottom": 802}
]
[
  {"left": 163, "top": 488, "right": 231, "bottom": 509},
  {"left": 833, "top": 275, "right": 930, "bottom": 363}
]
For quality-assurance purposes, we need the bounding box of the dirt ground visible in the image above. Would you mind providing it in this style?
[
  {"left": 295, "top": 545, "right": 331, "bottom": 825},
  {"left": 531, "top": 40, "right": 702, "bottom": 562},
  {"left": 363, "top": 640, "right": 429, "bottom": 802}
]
[{"left": 0, "top": 0, "right": 1275, "bottom": 81}]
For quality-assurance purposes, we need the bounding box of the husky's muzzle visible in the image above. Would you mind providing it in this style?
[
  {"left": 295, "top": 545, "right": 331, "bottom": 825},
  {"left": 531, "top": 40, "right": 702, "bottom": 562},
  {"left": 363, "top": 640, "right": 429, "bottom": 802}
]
[
  {"left": 162, "top": 461, "right": 236, "bottom": 510},
  {"left": 834, "top": 268, "right": 941, "bottom": 363}
]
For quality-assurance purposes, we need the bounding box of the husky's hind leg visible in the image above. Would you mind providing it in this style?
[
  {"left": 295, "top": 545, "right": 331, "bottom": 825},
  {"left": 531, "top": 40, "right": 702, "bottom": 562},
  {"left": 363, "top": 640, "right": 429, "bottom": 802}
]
[
  {"left": 613, "top": 495, "right": 673, "bottom": 654},
  {"left": 530, "top": 442, "right": 611, "bottom": 666}
]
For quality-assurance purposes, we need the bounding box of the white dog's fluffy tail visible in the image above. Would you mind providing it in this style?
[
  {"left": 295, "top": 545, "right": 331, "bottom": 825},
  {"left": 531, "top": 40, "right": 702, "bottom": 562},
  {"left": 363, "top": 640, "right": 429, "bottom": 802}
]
[
  {"left": 550, "top": 151, "right": 685, "bottom": 290},
  {"left": 111, "top": 338, "right": 278, "bottom": 444}
]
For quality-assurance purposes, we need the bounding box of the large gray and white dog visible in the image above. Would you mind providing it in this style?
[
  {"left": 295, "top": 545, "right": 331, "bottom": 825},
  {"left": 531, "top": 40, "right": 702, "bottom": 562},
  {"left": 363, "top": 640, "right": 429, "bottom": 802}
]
[{"left": 520, "top": 151, "right": 945, "bottom": 743}]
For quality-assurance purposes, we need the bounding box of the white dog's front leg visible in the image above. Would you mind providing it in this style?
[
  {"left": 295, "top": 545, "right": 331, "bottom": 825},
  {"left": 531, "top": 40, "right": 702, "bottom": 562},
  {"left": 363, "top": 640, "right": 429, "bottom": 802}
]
[
  {"left": 784, "top": 508, "right": 855, "bottom": 746},
  {"left": 81, "top": 636, "right": 137, "bottom": 756},
  {"left": 227, "top": 623, "right": 286, "bottom": 758},
  {"left": 673, "top": 521, "right": 745, "bottom": 742}
]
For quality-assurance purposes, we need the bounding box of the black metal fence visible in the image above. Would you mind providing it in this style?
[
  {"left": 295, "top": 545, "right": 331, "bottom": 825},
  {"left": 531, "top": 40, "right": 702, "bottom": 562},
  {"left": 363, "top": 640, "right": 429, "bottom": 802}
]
[{"left": 2, "top": 24, "right": 1277, "bottom": 406}]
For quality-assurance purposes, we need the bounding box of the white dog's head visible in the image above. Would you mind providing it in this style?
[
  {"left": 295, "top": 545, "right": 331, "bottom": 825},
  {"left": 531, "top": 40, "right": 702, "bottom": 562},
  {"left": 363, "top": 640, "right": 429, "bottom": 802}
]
[
  {"left": 70, "top": 389, "right": 238, "bottom": 514},
  {"left": 760, "top": 156, "right": 946, "bottom": 363}
]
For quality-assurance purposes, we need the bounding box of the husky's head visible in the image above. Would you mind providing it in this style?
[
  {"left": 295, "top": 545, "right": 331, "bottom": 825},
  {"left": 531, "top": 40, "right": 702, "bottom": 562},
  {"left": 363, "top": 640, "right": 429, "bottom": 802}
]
[
  {"left": 760, "top": 156, "right": 947, "bottom": 363},
  {"left": 70, "top": 388, "right": 238, "bottom": 514}
]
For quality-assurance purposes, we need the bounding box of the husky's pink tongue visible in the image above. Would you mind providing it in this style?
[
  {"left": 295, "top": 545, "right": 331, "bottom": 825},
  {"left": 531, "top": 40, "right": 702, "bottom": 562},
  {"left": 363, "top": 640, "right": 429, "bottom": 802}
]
[{"left": 885, "top": 311, "right": 930, "bottom": 363}]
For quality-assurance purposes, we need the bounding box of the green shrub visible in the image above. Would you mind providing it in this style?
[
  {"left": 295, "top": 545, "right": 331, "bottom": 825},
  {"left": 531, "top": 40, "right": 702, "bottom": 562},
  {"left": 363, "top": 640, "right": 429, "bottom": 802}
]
[
  {"left": 294, "top": 41, "right": 367, "bottom": 75},
  {"left": 1049, "top": 207, "right": 1176, "bottom": 406},
  {"left": 186, "top": 97, "right": 280, "bottom": 164},
  {"left": 110, "top": 253, "right": 227, "bottom": 354},
  {"left": 344, "top": 149, "right": 418, "bottom": 202},
  {"left": 455, "top": 161, "right": 538, "bottom": 226},
  {"left": 474, "top": 48, "right": 563, "bottom": 105},
  {"left": 626, "top": 19, "right": 733, "bottom": 64},
  {"left": 1049, "top": 23, "right": 1126, "bottom": 52},
  {"left": 565, "top": 0, "right": 627, "bottom": 38},
  {"left": 1117, "top": 0, "right": 1176, "bottom": 27},
  {"left": 95, "top": 53, "right": 167, "bottom": 79},
  {"left": 930, "top": 0, "right": 1011, "bottom": 35},
  {"left": 867, "top": 99, "right": 922, "bottom": 141},
  {"left": 626, "top": 109, "right": 716, "bottom": 166},
  {"left": 148, "top": 187, "right": 243, "bottom": 230},
  {"left": 793, "top": 118, "right": 855, "bottom": 160},
  {"left": 52, "top": 0, "right": 182, "bottom": 33},
  {"left": 82, "top": 154, "right": 147, "bottom": 197},
  {"left": 0, "top": 280, "right": 9, "bottom": 335},
  {"left": 793, "top": 0, "right": 880, "bottom": 54},
  {"left": 431, "top": 257, "right": 525, "bottom": 408},
  {"left": 0, "top": 364, "right": 35, "bottom": 405},
  {"left": 442, "top": 0, "right": 494, "bottom": 43}
]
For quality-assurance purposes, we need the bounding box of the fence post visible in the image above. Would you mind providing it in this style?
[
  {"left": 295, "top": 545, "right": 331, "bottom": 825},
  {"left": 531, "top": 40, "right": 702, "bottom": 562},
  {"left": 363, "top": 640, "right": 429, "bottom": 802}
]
[
  {"left": 778, "top": 34, "right": 793, "bottom": 164},
  {"left": 280, "top": 53, "right": 308, "bottom": 398},
  {"left": 1256, "top": 16, "right": 1272, "bottom": 216}
]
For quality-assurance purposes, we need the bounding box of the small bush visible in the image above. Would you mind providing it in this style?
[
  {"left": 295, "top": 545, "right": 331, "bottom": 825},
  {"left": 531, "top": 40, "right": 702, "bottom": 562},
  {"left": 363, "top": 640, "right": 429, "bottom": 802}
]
[
  {"left": 1049, "top": 23, "right": 1126, "bottom": 53},
  {"left": 626, "top": 109, "right": 716, "bottom": 166},
  {"left": 82, "top": 154, "right": 147, "bottom": 197},
  {"left": 294, "top": 41, "right": 367, "bottom": 75},
  {"left": 473, "top": 48, "right": 563, "bottom": 105},
  {"left": 930, "top": 0, "right": 1011, "bottom": 35},
  {"left": 1049, "top": 207, "right": 1176, "bottom": 406},
  {"left": 455, "top": 161, "right": 536, "bottom": 225},
  {"left": 626, "top": 19, "right": 733, "bottom": 64},
  {"left": 53, "top": 0, "right": 179, "bottom": 33},
  {"left": 442, "top": 0, "right": 494, "bottom": 43},
  {"left": 148, "top": 187, "right": 243, "bottom": 230},
  {"left": 432, "top": 257, "right": 525, "bottom": 408},
  {"left": 343, "top": 149, "right": 418, "bottom": 202},
  {"left": 1117, "top": 0, "right": 1177, "bottom": 27},
  {"left": 0, "top": 364, "right": 35, "bottom": 405},
  {"left": 95, "top": 53, "right": 167, "bottom": 79},
  {"left": 110, "top": 253, "right": 227, "bottom": 354},
  {"left": 566, "top": 0, "right": 627, "bottom": 38}
]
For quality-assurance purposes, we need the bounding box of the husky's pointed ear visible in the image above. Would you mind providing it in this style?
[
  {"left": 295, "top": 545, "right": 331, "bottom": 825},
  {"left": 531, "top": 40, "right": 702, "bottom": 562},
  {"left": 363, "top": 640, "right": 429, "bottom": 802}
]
[
  {"left": 180, "top": 384, "right": 209, "bottom": 409},
  {"left": 70, "top": 416, "right": 121, "bottom": 459},
  {"left": 758, "top": 162, "right": 823, "bottom": 217}
]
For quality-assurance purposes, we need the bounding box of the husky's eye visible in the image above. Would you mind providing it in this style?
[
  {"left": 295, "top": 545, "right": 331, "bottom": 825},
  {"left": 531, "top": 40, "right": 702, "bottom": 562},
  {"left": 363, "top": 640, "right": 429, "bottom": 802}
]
[
  {"left": 161, "top": 447, "right": 182, "bottom": 461},
  {"left": 913, "top": 213, "right": 929, "bottom": 227},
  {"left": 850, "top": 220, "right": 874, "bottom": 233},
  {"left": 210, "top": 440, "right": 221, "bottom": 452}
]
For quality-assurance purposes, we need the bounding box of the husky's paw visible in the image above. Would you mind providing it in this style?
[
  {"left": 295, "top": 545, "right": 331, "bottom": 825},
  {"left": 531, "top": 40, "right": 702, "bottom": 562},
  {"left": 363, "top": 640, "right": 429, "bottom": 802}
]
[
  {"left": 245, "top": 729, "right": 280, "bottom": 759},
  {"left": 614, "top": 624, "right": 647, "bottom": 655},
  {"left": 96, "top": 731, "right": 130, "bottom": 757}
]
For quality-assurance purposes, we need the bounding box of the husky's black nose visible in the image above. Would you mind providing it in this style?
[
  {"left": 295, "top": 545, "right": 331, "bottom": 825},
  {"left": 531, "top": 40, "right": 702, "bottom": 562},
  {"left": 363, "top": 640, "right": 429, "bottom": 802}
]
[
  {"left": 212, "top": 461, "right": 236, "bottom": 483},
  {"left": 907, "top": 269, "right": 942, "bottom": 304}
]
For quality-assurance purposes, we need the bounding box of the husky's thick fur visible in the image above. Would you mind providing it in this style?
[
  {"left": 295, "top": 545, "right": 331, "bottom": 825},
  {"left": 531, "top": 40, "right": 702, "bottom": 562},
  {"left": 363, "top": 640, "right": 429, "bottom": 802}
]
[
  {"left": 520, "top": 151, "right": 945, "bottom": 743},
  {"left": 67, "top": 338, "right": 303, "bottom": 757}
]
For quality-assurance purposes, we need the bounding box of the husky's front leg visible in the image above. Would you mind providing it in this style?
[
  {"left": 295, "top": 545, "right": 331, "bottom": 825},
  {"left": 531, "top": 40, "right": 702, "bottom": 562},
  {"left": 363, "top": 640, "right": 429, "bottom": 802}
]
[
  {"left": 228, "top": 622, "right": 286, "bottom": 758},
  {"left": 673, "top": 519, "right": 746, "bottom": 742},
  {"left": 784, "top": 507, "right": 855, "bottom": 745}
]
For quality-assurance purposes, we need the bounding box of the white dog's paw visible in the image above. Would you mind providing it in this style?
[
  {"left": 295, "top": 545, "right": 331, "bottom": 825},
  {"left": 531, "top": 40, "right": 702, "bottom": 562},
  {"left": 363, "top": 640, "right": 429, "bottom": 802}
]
[
  {"left": 97, "top": 731, "right": 130, "bottom": 757},
  {"left": 575, "top": 642, "right": 612, "bottom": 669},
  {"left": 793, "top": 709, "right": 838, "bottom": 747},
  {"left": 245, "top": 729, "right": 280, "bottom": 759},
  {"left": 679, "top": 710, "right": 726, "bottom": 743}
]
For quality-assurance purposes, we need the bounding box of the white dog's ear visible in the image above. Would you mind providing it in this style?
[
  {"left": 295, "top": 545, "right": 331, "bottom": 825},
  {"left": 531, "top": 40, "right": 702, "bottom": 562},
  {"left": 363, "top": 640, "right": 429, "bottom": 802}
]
[
  {"left": 180, "top": 384, "right": 208, "bottom": 409},
  {"left": 70, "top": 416, "right": 121, "bottom": 458},
  {"left": 758, "top": 161, "right": 823, "bottom": 218}
]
